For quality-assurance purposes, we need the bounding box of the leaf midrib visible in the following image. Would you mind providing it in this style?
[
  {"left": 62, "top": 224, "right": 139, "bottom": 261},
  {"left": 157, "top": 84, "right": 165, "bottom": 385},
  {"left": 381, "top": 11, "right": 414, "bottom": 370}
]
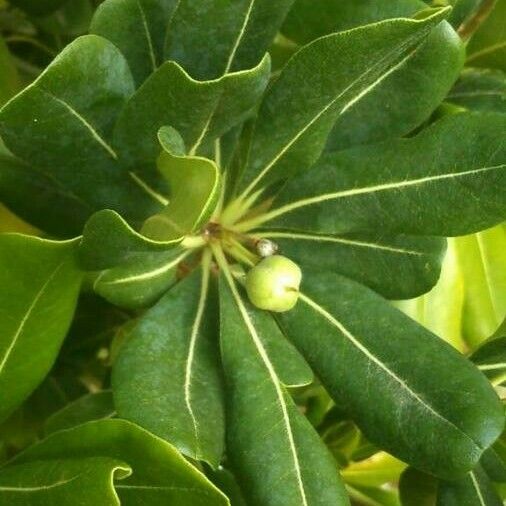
[
  {"left": 469, "top": 471, "right": 487, "bottom": 506},
  {"left": 215, "top": 245, "right": 309, "bottom": 506},
  {"left": 266, "top": 164, "right": 506, "bottom": 225},
  {"left": 183, "top": 253, "right": 211, "bottom": 460},
  {"left": 299, "top": 292, "right": 482, "bottom": 452},
  {"left": 0, "top": 260, "right": 66, "bottom": 377},
  {"left": 136, "top": 0, "right": 157, "bottom": 72},
  {"left": 259, "top": 231, "right": 424, "bottom": 256},
  {"left": 96, "top": 250, "right": 190, "bottom": 287},
  {"left": 38, "top": 89, "right": 118, "bottom": 161},
  {"left": 242, "top": 18, "right": 437, "bottom": 196},
  {"left": 0, "top": 474, "right": 80, "bottom": 492}
]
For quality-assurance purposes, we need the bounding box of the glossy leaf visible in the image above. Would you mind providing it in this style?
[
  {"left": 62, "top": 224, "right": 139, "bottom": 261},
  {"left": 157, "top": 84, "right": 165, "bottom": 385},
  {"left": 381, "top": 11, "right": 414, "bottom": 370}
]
[
  {"left": 260, "top": 113, "right": 506, "bottom": 237},
  {"left": 0, "top": 457, "right": 130, "bottom": 505},
  {"left": 91, "top": 0, "right": 179, "bottom": 86},
  {"left": 44, "top": 391, "right": 115, "bottom": 435},
  {"left": 258, "top": 231, "right": 446, "bottom": 300},
  {"left": 165, "top": 0, "right": 293, "bottom": 80},
  {"left": 141, "top": 129, "right": 221, "bottom": 241},
  {"left": 327, "top": 21, "right": 464, "bottom": 151},
  {"left": 447, "top": 68, "right": 506, "bottom": 114},
  {"left": 79, "top": 210, "right": 179, "bottom": 271},
  {"left": 0, "top": 234, "right": 82, "bottom": 423},
  {"left": 7, "top": 419, "right": 229, "bottom": 505},
  {"left": 282, "top": 0, "right": 465, "bottom": 151},
  {"left": 466, "top": 0, "right": 506, "bottom": 72},
  {"left": 277, "top": 271, "right": 505, "bottom": 479},
  {"left": 113, "top": 262, "right": 225, "bottom": 467},
  {"left": 113, "top": 56, "right": 270, "bottom": 169},
  {"left": 217, "top": 249, "right": 349, "bottom": 506},
  {"left": 282, "top": 0, "right": 423, "bottom": 44},
  {"left": 94, "top": 247, "right": 190, "bottom": 309},
  {"left": 236, "top": 8, "right": 450, "bottom": 195},
  {"left": 0, "top": 35, "right": 159, "bottom": 224},
  {"left": 436, "top": 465, "right": 503, "bottom": 505}
]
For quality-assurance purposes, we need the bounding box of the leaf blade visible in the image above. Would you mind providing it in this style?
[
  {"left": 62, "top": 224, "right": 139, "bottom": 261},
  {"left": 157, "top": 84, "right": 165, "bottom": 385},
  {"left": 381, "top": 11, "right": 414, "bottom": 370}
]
[
  {"left": 277, "top": 271, "right": 505, "bottom": 479},
  {"left": 258, "top": 113, "right": 506, "bottom": 237},
  {"left": 0, "top": 234, "right": 82, "bottom": 423},
  {"left": 113, "top": 257, "right": 226, "bottom": 467},
  {"left": 7, "top": 419, "right": 230, "bottom": 505},
  {"left": 215, "top": 245, "right": 349, "bottom": 506},
  {"left": 237, "top": 8, "right": 450, "bottom": 195}
]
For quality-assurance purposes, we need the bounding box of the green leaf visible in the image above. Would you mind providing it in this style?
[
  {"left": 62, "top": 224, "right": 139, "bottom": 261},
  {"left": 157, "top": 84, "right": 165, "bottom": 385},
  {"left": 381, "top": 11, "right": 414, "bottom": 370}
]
[
  {"left": 236, "top": 7, "right": 450, "bottom": 196},
  {"left": 0, "top": 37, "right": 20, "bottom": 107},
  {"left": 7, "top": 419, "right": 229, "bottom": 505},
  {"left": 282, "top": 0, "right": 423, "bottom": 45},
  {"left": 44, "top": 391, "right": 115, "bottom": 435},
  {"left": 346, "top": 484, "right": 400, "bottom": 506},
  {"left": 0, "top": 234, "right": 82, "bottom": 423},
  {"left": 258, "top": 231, "right": 446, "bottom": 300},
  {"left": 0, "top": 153, "right": 91, "bottom": 237},
  {"left": 447, "top": 0, "right": 481, "bottom": 28},
  {"left": 454, "top": 225, "right": 506, "bottom": 348},
  {"left": 94, "top": 247, "right": 190, "bottom": 309},
  {"left": 436, "top": 465, "right": 503, "bottom": 505},
  {"left": 91, "top": 0, "right": 179, "bottom": 86},
  {"left": 394, "top": 238, "right": 467, "bottom": 351},
  {"left": 447, "top": 68, "right": 506, "bottom": 114},
  {"left": 113, "top": 259, "right": 225, "bottom": 467},
  {"left": 341, "top": 452, "right": 406, "bottom": 488},
  {"left": 466, "top": 0, "right": 506, "bottom": 72},
  {"left": 277, "top": 271, "right": 505, "bottom": 479},
  {"left": 257, "top": 113, "right": 506, "bottom": 237},
  {"left": 141, "top": 129, "right": 221, "bottom": 241},
  {"left": 470, "top": 335, "right": 506, "bottom": 385},
  {"left": 327, "top": 21, "right": 464, "bottom": 151},
  {"left": 113, "top": 56, "right": 270, "bottom": 170},
  {"left": 0, "top": 35, "right": 159, "bottom": 224},
  {"left": 165, "top": 0, "right": 293, "bottom": 80},
  {"left": 79, "top": 210, "right": 180, "bottom": 271},
  {"left": 282, "top": 1, "right": 465, "bottom": 151},
  {"left": 0, "top": 457, "right": 130, "bottom": 505},
  {"left": 216, "top": 247, "right": 349, "bottom": 506}
]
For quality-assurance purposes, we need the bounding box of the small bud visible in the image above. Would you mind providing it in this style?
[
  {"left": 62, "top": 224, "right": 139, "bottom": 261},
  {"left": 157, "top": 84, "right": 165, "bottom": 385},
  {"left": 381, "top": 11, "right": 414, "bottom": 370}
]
[
  {"left": 256, "top": 238, "right": 279, "bottom": 258},
  {"left": 245, "top": 255, "right": 302, "bottom": 313}
]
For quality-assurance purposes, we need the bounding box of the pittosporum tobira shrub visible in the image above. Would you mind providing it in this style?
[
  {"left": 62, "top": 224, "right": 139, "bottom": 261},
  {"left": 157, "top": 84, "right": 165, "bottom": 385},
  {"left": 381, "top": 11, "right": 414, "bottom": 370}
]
[{"left": 0, "top": 0, "right": 505, "bottom": 504}]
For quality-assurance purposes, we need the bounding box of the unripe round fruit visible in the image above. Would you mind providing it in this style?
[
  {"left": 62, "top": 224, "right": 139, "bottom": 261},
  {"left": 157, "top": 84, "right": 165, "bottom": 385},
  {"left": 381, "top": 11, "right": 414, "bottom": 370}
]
[{"left": 245, "top": 255, "right": 302, "bottom": 313}]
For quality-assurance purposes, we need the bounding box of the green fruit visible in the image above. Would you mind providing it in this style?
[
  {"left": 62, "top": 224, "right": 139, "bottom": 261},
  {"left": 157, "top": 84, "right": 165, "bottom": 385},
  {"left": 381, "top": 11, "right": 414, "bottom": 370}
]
[{"left": 245, "top": 255, "right": 302, "bottom": 312}]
